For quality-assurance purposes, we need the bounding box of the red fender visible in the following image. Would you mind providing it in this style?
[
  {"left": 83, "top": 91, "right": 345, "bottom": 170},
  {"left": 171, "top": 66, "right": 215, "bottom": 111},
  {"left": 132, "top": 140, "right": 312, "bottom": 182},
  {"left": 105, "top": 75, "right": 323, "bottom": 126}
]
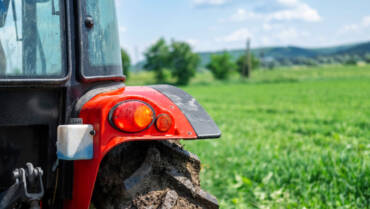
[{"left": 63, "top": 86, "right": 197, "bottom": 209}]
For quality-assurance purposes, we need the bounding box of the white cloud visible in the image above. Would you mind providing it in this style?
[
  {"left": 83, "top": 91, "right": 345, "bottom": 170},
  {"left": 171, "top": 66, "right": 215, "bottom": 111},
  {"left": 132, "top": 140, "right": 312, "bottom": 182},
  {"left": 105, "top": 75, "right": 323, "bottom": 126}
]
[
  {"left": 186, "top": 38, "right": 200, "bottom": 48},
  {"left": 362, "top": 16, "right": 370, "bottom": 27},
  {"left": 339, "top": 15, "right": 370, "bottom": 34},
  {"left": 115, "top": 0, "right": 121, "bottom": 7},
  {"left": 119, "top": 26, "right": 127, "bottom": 33},
  {"left": 193, "top": 0, "right": 231, "bottom": 6},
  {"left": 275, "top": 27, "right": 309, "bottom": 41},
  {"left": 340, "top": 24, "right": 359, "bottom": 33},
  {"left": 229, "top": 9, "right": 261, "bottom": 22},
  {"left": 262, "top": 23, "right": 275, "bottom": 31},
  {"left": 215, "top": 28, "right": 253, "bottom": 42},
  {"left": 227, "top": 0, "right": 321, "bottom": 23},
  {"left": 254, "top": 26, "right": 311, "bottom": 46},
  {"left": 268, "top": 2, "right": 321, "bottom": 22},
  {"left": 260, "top": 36, "right": 273, "bottom": 46},
  {"left": 277, "top": 0, "right": 300, "bottom": 7}
]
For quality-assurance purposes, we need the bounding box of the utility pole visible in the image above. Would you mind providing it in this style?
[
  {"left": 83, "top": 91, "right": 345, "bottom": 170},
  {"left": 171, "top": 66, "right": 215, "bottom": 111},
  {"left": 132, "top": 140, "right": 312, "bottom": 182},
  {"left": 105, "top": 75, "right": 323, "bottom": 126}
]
[
  {"left": 134, "top": 46, "right": 139, "bottom": 70},
  {"left": 242, "top": 38, "right": 252, "bottom": 78},
  {"left": 246, "top": 38, "right": 251, "bottom": 78}
]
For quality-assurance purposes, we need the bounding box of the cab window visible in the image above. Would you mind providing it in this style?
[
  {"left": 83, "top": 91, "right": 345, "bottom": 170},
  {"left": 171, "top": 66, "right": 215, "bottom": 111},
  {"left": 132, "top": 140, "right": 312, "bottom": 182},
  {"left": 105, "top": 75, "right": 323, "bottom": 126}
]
[
  {"left": 0, "top": 0, "right": 64, "bottom": 78},
  {"left": 84, "top": 0, "right": 122, "bottom": 76}
]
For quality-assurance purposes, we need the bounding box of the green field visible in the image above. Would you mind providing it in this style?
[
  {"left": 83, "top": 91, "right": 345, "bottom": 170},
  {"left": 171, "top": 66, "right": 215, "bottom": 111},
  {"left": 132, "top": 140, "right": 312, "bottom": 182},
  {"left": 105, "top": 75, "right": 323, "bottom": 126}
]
[{"left": 129, "top": 65, "right": 370, "bottom": 209}]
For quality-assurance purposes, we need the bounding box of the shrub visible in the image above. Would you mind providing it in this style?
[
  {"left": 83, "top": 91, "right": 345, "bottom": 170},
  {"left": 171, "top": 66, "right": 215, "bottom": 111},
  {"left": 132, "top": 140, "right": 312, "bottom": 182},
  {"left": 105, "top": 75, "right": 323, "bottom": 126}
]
[
  {"left": 236, "top": 53, "right": 260, "bottom": 77},
  {"left": 169, "top": 41, "right": 200, "bottom": 85},
  {"left": 121, "top": 49, "right": 131, "bottom": 79},
  {"left": 364, "top": 53, "right": 370, "bottom": 63},
  {"left": 206, "top": 52, "right": 235, "bottom": 80},
  {"left": 144, "top": 38, "right": 171, "bottom": 83}
]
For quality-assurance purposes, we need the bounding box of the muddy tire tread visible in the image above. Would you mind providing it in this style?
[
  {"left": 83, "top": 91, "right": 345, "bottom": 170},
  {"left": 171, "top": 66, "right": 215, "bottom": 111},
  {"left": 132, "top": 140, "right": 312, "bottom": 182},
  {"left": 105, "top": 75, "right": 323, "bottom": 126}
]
[{"left": 92, "top": 141, "right": 219, "bottom": 209}]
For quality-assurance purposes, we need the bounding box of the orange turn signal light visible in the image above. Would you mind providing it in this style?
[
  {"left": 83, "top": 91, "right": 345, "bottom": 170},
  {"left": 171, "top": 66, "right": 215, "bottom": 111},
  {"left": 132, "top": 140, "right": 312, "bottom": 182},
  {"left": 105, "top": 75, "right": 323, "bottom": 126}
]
[
  {"left": 156, "top": 114, "right": 172, "bottom": 132},
  {"left": 110, "top": 101, "right": 154, "bottom": 133}
]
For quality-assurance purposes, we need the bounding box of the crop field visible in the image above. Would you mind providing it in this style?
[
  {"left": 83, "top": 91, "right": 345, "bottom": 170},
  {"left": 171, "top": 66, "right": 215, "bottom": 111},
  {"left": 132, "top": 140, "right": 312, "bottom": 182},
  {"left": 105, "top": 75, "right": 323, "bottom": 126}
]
[{"left": 128, "top": 65, "right": 370, "bottom": 209}]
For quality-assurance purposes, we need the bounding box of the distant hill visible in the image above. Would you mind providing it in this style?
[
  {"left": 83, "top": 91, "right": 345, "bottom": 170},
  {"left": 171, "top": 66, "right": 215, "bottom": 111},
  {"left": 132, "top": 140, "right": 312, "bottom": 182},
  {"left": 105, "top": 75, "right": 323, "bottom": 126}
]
[
  {"left": 197, "top": 41, "right": 370, "bottom": 67},
  {"left": 133, "top": 41, "right": 370, "bottom": 70}
]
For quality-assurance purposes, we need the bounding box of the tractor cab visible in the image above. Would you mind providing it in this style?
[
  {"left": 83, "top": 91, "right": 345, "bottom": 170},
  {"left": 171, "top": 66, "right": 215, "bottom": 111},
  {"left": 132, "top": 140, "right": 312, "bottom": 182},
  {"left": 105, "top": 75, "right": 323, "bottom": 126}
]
[
  {"left": 0, "top": 0, "right": 125, "bottom": 208},
  {"left": 0, "top": 1, "right": 221, "bottom": 209}
]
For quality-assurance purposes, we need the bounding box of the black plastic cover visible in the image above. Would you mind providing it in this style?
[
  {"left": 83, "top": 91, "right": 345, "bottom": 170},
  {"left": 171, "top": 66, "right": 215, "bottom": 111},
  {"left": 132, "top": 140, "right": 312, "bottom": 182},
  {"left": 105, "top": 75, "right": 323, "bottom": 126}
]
[{"left": 151, "top": 85, "right": 221, "bottom": 139}]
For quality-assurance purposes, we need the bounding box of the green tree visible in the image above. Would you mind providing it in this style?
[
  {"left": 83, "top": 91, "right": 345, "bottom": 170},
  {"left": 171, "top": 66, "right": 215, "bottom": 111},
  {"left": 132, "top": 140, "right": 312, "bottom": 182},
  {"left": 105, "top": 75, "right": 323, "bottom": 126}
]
[
  {"left": 236, "top": 54, "right": 260, "bottom": 77},
  {"left": 206, "top": 52, "right": 235, "bottom": 80},
  {"left": 345, "top": 55, "right": 358, "bottom": 65},
  {"left": 265, "top": 60, "right": 278, "bottom": 70},
  {"left": 364, "top": 53, "right": 370, "bottom": 63},
  {"left": 280, "top": 58, "right": 293, "bottom": 66},
  {"left": 305, "top": 58, "right": 318, "bottom": 67},
  {"left": 144, "top": 38, "right": 171, "bottom": 83},
  {"left": 121, "top": 48, "right": 131, "bottom": 79},
  {"left": 169, "top": 41, "right": 200, "bottom": 85}
]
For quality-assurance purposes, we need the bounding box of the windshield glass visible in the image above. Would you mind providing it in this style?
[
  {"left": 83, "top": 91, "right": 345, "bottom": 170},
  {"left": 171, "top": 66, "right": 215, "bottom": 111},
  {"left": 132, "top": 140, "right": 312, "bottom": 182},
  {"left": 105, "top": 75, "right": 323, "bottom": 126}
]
[{"left": 0, "top": 0, "right": 64, "bottom": 78}]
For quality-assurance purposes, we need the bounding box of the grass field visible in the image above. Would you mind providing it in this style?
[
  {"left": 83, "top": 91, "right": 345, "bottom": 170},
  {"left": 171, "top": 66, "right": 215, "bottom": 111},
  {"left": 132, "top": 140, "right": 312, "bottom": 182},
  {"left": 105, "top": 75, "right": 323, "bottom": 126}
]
[{"left": 128, "top": 65, "right": 370, "bottom": 209}]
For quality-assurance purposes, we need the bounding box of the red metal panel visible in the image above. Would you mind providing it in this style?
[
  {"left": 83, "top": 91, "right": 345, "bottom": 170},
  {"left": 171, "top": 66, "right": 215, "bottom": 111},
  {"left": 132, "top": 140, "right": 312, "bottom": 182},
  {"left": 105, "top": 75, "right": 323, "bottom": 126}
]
[{"left": 63, "top": 86, "right": 197, "bottom": 209}]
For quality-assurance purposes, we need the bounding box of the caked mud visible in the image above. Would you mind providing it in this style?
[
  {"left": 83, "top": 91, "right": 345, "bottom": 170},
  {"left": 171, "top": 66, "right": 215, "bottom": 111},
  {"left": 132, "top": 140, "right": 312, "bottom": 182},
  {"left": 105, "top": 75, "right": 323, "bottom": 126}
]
[{"left": 91, "top": 141, "right": 218, "bottom": 209}]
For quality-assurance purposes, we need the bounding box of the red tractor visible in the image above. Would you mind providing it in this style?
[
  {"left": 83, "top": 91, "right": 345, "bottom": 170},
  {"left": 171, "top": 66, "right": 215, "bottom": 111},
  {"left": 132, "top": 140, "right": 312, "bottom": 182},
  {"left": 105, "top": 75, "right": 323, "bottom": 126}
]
[{"left": 0, "top": 0, "right": 221, "bottom": 208}]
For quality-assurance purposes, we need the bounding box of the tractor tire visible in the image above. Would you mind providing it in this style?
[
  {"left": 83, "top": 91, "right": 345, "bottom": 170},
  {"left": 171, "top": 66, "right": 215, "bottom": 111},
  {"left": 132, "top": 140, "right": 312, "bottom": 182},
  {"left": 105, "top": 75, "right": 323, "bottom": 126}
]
[{"left": 91, "top": 141, "right": 219, "bottom": 209}]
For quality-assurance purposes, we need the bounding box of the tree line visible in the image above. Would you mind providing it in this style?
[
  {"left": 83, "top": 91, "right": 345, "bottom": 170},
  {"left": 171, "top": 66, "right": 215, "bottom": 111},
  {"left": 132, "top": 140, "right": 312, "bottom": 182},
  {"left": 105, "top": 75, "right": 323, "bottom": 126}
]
[
  {"left": 261, "top": 53, "right": 370, "bottom": 69},
  {"left": 121, "top": 38, "right": 370, "bottom": 86},
  {"left": 121, "top": 38, "right": 260, "bottom": 85}
]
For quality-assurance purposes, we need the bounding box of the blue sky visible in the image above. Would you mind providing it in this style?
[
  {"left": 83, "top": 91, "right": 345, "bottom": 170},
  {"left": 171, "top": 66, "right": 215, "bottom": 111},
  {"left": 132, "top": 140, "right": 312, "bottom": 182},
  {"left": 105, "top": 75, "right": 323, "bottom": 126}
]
[{"left": 115, "top": 0, "right": 370, "bottom": 63}]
